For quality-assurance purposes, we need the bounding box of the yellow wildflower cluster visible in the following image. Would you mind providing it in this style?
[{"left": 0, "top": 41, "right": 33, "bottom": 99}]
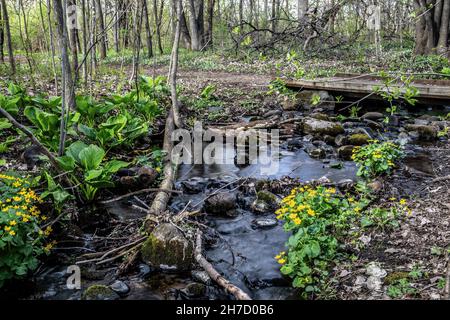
[
  {"left": 275, "top": 185, "right": 340, "bottom": 229},
  {"left": 275, "top": 252, "right": 286, "bottom": 264},
  {"left": 0, "top": 174, "right": 49, "bottom": 239}
]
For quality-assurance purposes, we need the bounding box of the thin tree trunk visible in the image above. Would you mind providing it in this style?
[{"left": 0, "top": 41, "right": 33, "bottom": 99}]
[
  {"left": 68, "top": 0, "right": 79, "bottom": 81},
  {"left": 153, "top": 0, "right": 164, "bottom": 54},
  {"left": 187, "top": 0, "right": 201, "bottom": 50},
  {"left": 143, "top": 0, "right": 153, "bottom": 58},
  {"left": 169, "top": 0, "right": 182, "bottom": 127},
  {"left": 46, "top": 0, "right": 59, "bottom": 94},
  {"left": 53, "top": 0, "right": 76, "bottom": 110},
  {"left": 95, "top": 0, "right": 107, "bottom": 58},
  {"left": 1, "top": 0, "right": 15, "bottom": 73},
  {"left": 204, "top": 0, "right": 214, "bottom": 48},
  {"left": 0, "top": 2, "right": 4, "bottom": 62},
  {"left": 438, "top": 0, "right": 450, "bottom": 51}
]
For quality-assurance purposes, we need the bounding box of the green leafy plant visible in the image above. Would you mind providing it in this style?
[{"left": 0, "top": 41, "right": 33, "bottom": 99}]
[
  {"left": 352, "top": 140, "right": 403, "bottom": 179},
  {"left": 387, "top": 278, "right": 417, "bottom": 298},
  {"left": 267, "top": 78, "right": 294, "bottom": 97},
  {"left": 350, "top": 105, "right": 361, "bottom": 118},
  {"left": 41, "top": 172, "right": 74, "bottom": 212},
  {"left": 24, "top": 106, "right": 80, "bottom": 152},
  {"left": 0, "top": 173, "right": 52, "bottom": 287},
  {"left": 57, "top": 142, "right": 128, "bottom": 201}
]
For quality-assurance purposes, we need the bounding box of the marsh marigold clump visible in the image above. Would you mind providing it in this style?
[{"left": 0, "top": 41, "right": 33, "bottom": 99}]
[{"left": 0, "top": 174, "right": 51, "bottom": 287}]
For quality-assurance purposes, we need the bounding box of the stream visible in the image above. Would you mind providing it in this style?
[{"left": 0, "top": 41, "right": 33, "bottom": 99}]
[{"left": 15, "top": 103, "right": 450, "bottom": 300}]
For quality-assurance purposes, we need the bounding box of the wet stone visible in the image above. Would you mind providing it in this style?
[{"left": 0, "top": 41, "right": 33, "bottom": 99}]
[
  {"left": 204, "top": 192, "right": 237, "bottom": 217},
  {"left": 110, "top": 280, "right": 130, "bottom": 296},
  {"left": 252, "top": 217, "right": 278, "bottom": 229}
]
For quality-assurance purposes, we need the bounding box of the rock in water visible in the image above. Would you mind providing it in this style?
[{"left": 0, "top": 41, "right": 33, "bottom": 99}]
[
  {"left": 141, "top": 223, "right": 194, "bottom": 271},
  {"left": 203, "top": 192, "right": 237, "bottom": 217},
  {"left": 302, "top": 118, "right": 344, "bottom": 136},
  {"left": 361, "top": 112, "right": 384, "bottom": 121},
  {"left": 82, "top": 285, "right": 120, "bottom": 300},
  {"left": 405, "top": 124, "right": 439, "bottom": 140},
  {"left": 337, "top": 145, "right": 355, "bottom": 160},
  {"left": 110, "top": 280, "right": 130, "bottom": 296},
  {"left": 252, "top": 217, "right": 278, "bottom": 229},
  {"left": 348, "top": 133, "right": 370, "bottom": 146}
]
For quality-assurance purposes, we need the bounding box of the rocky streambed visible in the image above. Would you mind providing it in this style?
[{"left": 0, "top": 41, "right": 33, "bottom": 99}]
[{"left": 9, "top": 90, "right": 450, "bottom": 300}]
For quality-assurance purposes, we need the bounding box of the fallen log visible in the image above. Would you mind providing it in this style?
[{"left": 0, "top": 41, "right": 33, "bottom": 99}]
[{"left": 195, "top": 230, "right": 252, "bottom": 300}]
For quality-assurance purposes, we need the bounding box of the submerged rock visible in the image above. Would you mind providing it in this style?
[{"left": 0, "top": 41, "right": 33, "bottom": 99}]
[
  {"left": 281, "top": 95, "right": 299, "bottom": 111},
  {"left": 204, "top": 192, "right": 237, "bottom": 217},
  {"left": 82, "top": 284, "right": 120, "bottom": 300},
  {"left": 141, "top": 223, "right": 194, "bottom": 271},
  {"left": 183, "top": 283, "right": 207, "bottom": 298},
  {"left": 302, "top": 118, "right": 344, "bottom": 136},
  {"left": 181, "top": 177, "right": 208, "bottom": 194}
]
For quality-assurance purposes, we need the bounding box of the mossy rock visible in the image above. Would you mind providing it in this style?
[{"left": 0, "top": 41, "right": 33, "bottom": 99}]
[
  {"left": 337, "top": 145, "right": 355, "bottom": 160},
  {"left": 348, "top": 133, "right": 370, "bottom": 146},
  {"left": 256, "top": 190, "right": 279, "bottom": 205},
  {"left": 141, "top": 223, "right": 194, "bottom": 271},
  {"left": 303, "top": 118, "right": 344, "bottom": 136},
  {"left": 405, "top": 124, "right": 438, "bottom": 140},
  {"left": 82, "top": 284, "right": 120, "bottom": 300},
  {"left": 384, "top": 272, "right": 410, "bottom": 285}
]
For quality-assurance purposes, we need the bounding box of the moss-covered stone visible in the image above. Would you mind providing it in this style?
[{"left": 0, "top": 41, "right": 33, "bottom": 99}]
[
  {"left": 82, "top": 284, "right": 120, "bottom": 300},
  {"left": 348, "top": 133, "right": 370, "bottom": 146},
  {"left": 141, "top": 223, "right": 194, "bottom": 271},
  {"left": 303, "top": 118, "right": 344, "bottom": 136},
  {"left": 405, "top": 124, "right": 438, "bottom": 140},
  {"left": 337, "top": 145, "right": 355, "bottom": 160},
  {"left": 384, "top": 272, "right": 410, "bottom": 285}
]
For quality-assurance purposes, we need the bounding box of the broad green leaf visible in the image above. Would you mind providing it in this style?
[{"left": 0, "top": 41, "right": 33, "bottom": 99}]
[{"left": 79, "top": 144, "right": 105, "bottom": 170}]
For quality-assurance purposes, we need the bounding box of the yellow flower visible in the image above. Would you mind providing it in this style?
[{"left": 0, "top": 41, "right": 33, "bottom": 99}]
[
  {"left": 348, "top": 197, "right": 355, "bottom": 203},
  {"left": 22, "top": 217, "right": 29, "bottom": 223},
  {"left": 307, "top": 208, "right": 316, "bottom": 216},
  {"left": 293, "top": 217, "right": 302, "bottom": 225},
  {"left": 12, "top": 181, "right": 22, "bottom": 188},
  {"left": 399, "top": 199, "right": 407, "bottom": 205},
  {"left": 277, "top": 258, "right": 286, "bottom": 264},
  {"left": 9, "top": 220, "right": 17, "bottom": 226},
  {"left": 155, "top": 167, "right": 162, "bottom": 173},
  {"left": 327, "top": 188, "right": 336, "bottom": 194},
  {"left": 4, "top": 226, "right": 11, "bottom": 231},
  {"left": 389, "top": 197, "right": 396, "bottom": 201},
  {"left": 9, "top": 230, "right": 16, "bottom": 236}
]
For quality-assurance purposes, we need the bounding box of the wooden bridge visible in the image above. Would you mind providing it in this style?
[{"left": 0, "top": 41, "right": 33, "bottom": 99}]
[{"left": 284, "top": 73, "right": 450, "bottom": 105}]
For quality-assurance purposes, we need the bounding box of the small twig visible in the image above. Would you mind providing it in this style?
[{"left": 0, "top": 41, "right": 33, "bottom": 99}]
[{"left": 100, "top": 188, "right": 182, "bottom": 204}]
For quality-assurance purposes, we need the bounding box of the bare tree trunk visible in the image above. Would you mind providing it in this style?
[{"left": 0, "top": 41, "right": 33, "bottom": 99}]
[
  {"left": 143, "top": 0, "right": 153, "bottom": 58},
  {"left": 297, "top": 0, "right": 308, "bottom": 20},
  {"left": 53, "top": 0, "right": 76, "bottom": 110},
  {"left": 0, "top": 2, "right": 4, "bottom": 62},
  {"left": 437, "top": 0, "right": 450, "bottom": 51},
  {"left": 68, "top": 0, "right": 79, "bottom": 81},
  {"left": 114, "top": 0, "right": 120, "bottom": 52},
  {"left": 81, "top": 0, "right": 89, "bottom": 88},
  {"left": 1, "top": 0, "right": 15, "bottom": 73},
  {"left": 187, "top": 0, "right": 201, "bottom": 50},
  {"left": 204, "top": 0, "right": 214, "bottom": 48},
  {"left": 153, "top": 0, "right": 164, "bottom": 54},
  {"left": 130, "top": 0, "right": 144, "bottom": 84},
  {"left": 46, "top": 0, "right": 59, "bottom": 94},
  {"left": 95, "top": 0, "right": 107, "bottom": 58},
  {"left": 169, "top": 0, "right": 182, "bottom": 127}
]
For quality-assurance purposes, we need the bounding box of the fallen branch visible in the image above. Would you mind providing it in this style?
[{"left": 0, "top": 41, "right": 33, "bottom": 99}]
[
  {"left": 76, "top": 237, "right": 146, "bottom": 265},
  {"left": 195, "top": 230, "right": 251, "bottom": 300},
  {"left": 99, "top": 188, "right": 182, "bottom": 204}
]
